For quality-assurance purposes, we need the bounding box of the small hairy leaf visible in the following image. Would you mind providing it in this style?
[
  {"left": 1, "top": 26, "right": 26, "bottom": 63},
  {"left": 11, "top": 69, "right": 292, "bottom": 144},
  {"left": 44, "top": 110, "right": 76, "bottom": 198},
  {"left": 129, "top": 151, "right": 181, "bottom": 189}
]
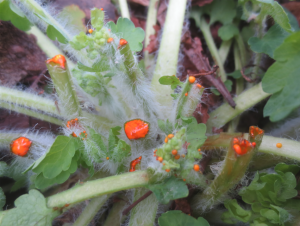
[
  {"left": 70, "top": 32, "right": 88, "bottom": 50},
  {"left": 159, "top": 76, "right": 183, "bottom": 90},
  {"left": 262, "top": 31, "right": 300, "bottom": 121},
  {"left": 107, "top": 18, "right": 145, "bottom": 52},
  {"left": 35, "top": 14, "right": 68, "bottom": 44},
  {"left": 148, "top": 177, "right": 188, "bottom": 204},
  {"left": 0, "top": 0, "right": 32, "bottom": 31},
  {"left": 158, "top": 210, "right": 210, "bottom": 226},
  {"left": 91, "top": 8, "right": 104, "bottom": 31},
  {"left": 218, "top": 23, "right": 239, "bottom": 41},
  {"left": 57, "top": 5, "right": 86, "bottom": 33},
  {"left": 78, "top": 58, "right": 110, "bottom": 72},
  {"left": 158, "top": 119, "right": 173, "bottom": 135},
  {"left": 26, "top": 136, "right": 76, "bottom": 179},
  {"left": 1, "top": 190, "right": 59, "bottom": 226},
  {"left": 248, "top": 25, "right": 290, "bottom": 58},
  {"left": 186, "top": 119, "right": 207, "bottom": 158}
]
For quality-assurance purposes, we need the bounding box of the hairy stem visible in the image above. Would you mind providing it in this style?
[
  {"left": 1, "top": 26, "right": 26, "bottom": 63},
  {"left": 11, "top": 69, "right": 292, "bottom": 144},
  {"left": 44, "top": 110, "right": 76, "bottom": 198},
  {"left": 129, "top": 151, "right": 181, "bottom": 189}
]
[
  {"left": 0, "top": 86, "right": 58, "bottom": 116},
  {"left": 128, "top": 188, "right": 158, "bottom": 226},
  {"left": 176, "top": 81, "right": 204, "bottom": 121},
  {"left": 47, "top": 61, "right": 82, "bottom": 117},
  {"left": 206, "top": 82, "right": 270, "bottom": 132},
  {"left": 192, "top": 133, "right": 262, "bottom": 212},
  {"left": 203, "top": 133, "right": 300, "bottom": 161},
  {"left": 73, "top": 195, "right": 111, "bottom": 226},
  {"left": 15, "top": 0, "right": 72, "bottom": 40},
  {"left": 151, "top": 0, "right": 188, "bottom": 115},
  {"left": 27, "top": 26, "right": 75, "bottom": 69},
  {"left": 118, "top": 0, "right": 130, "bottom": 18},
  {"left": 144, "top": 0, "right": 159, "bottom": 70},
  {"left": 0, "top": 101, "right": 63, "bottom": 126},
  {"left": 46, "top": 170, "right": 149, "bottom": 208},
  {"left": 103, "top": 194, "right": 128, "bottom": 226}
]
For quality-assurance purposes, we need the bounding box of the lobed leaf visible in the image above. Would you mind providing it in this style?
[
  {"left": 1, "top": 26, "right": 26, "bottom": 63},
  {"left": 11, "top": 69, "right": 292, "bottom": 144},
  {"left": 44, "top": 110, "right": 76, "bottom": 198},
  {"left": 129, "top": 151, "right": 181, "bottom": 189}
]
[
  {"left": 248, "top": 25, "right": 290, "bottom": 58},
  {"left": 218, "top": 23, "right": 239, "bottom": 41},
  {"left": 1, "top": 190, "right": 59, "bottom": 226},
  {"left": 262, "top": 31, "right": 300, "bottom": 121},
  {"left": 158, "top": 210, "right": 210, "bottom": 226},
  {"left": 148, "top": 177, "right": 188, "bottom": 204},
  {"left": 107, "top": 18, "right": 145, "bottom": 52}
]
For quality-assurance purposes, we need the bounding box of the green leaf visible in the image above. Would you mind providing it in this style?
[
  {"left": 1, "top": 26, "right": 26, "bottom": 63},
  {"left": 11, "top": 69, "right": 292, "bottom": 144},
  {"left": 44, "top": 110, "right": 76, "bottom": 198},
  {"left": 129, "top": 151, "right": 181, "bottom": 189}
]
[
  {"left": 35, "top": 14, "right": 68, "bottom": 44},
  {"left": 107, "top": 18, "right": 145, "bottom": 52},
  {"left": 218, "top": 23, "right": 239, "bottom": 41},
  {"left": 91, "top": 8, "right": 104, "bottom": 31},
  {"left": 158, "top": 119, "right": 173, "bottom": 135},
  {"left": 0, "top": 161, "right": 7, "bottom": 176},
  {"left": 57, "top": 5, "right": 86, "bottom": 33},
  {"left": 70, "top": 32, "right": 88, "bottom": 50},
  {"left": 26, "top": 136, "right": 76, "bottom": 179},
  {"left": 158, "top": 76, "right": 183, "bottom": 90},
  {"left": 223, "top": 199, "right": 252, "bottom": 223},
  {"left": 262, "top": 31, "right": 300, "bottom": 121},
  {"left": 186, "top": 119, "right": 207, "bottom": 158},
  {"left": 283, "top": 7, "right": 299, "bottom": 32},
  {"left": 211, "top": 80, "right": 232, "bottom": 96},
  {"left": 275, "top": 163, "right": 300, "bottom": 176},
  {"left": 148, "top": 177, "right": 188, "bottom": 204},
  {"left": 111, "top": 139, "right": 131, "bottom": 162},
  {"left": 1, "top": 190, "right": 59, "bottom": 226},
  {"left": 200, "top": 0, "right": 237, "bottom": 25},
  {"left": 0, "top": 0, "right": 32, "bottom": 31},
  {"left": 248, "top": 25, "right": 290, "bottom": 58},
  {"left": 228, "top": 70, "right": 242, "bottom": 79},
  {"left": 0, "top": 187, "right": 5, "bottom": 210},
  {"left": 256, "top": 0, "right": 292, "bottom": 32},
  {"left": 158, "top": 210, "right": 210, "bottom": 226}
]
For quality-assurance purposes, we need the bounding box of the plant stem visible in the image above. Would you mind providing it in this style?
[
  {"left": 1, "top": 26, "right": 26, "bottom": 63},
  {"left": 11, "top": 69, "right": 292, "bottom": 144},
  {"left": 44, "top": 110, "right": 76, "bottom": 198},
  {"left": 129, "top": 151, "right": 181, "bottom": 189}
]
[
  {"left": 144, "top": 0, "right": 159, "bottom": 70},
  {"left": 47, "top": 61, "right": 82, "bottom": 118},
  {"left": 196, "top": 18, "right": 226, "bottom": 82},
  {"left": 103, "top": 194, "right": 128, "bottom": 226},
  {"left": 192, "top": 133, "right": 261, "bottom": 212},
  {"left": 0, "top": 101, "right": 63, "bottom": 126},
  {"left": 118, "top": 0, "right": 130, "bottom": 18},
  {"left": 218, "top": 40, "right": 232, "bottom": 65},
  {"left": 151, "top": 0, "right": 187, "bottom": 116},
  {"left": 203, "top": 133, "right": 300, "bottom": 161},
  {"left": 206, "top": 82, "right": 270, "bottom": 133},
  {"left": 0, "top": 86, "right": 58, "bottom": 116},
  {"left": 128, "top": 188, "right": 158, "bottom": 226},
  {"left": 46, "top": 170, "right": 149, "bottom": 208},
  {"left": 14, "top": 0, "right": 72, "bottom": 40},
  {"left": 73, "top": 195, "right": 111, "bottom": 226},
  {"left": 27, "top": 26, "right": 75, "bottom": 69},
  {"left": 175, "top": 81, "right": 204, "bottom": 120}
]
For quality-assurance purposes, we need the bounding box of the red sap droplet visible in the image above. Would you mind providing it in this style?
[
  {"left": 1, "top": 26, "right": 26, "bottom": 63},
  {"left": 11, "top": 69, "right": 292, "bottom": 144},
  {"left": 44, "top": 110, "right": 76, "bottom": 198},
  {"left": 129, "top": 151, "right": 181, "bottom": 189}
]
[
  {"left": 119, "top": 38, "right": 128, "bottom": 46},
  {"left": 250, "top": 126, "right": 264, "bottom": 138},
  {"left": 232, "top": 138, "right": 255, "bottom": 156},
  {"left": 11, "top": 137, "right": 32, "bottom": 157},
  {"left": 124, "top": 119, "right": 149, "bottom": 140},
  {"left": 46, "top": 54, "right": 66, "bottom": 69},
  {"left": 129, "top": 156, "right": 142, "bottom": 172}
]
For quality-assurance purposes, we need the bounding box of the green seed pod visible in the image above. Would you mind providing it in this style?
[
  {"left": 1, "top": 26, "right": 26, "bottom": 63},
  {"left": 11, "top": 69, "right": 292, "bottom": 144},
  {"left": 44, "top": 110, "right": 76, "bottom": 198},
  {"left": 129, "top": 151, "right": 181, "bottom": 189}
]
[
  {"left": 164, "top": 154, "right": 171, "bottom": 160},
  {"left": 103, "top": 32, "right": 110, "bottom": 39},
  {"left": 95, "top": 32, "right": 102, "bottom": 39},
  {"left": 99, "top": 38, "right": 106, "bottom": 45},
  {"left": 88, "top": 50, "right": 98, "bottom": 60},
  {"left": 164, "top": 144, "right": 172, "bottom": 152}
]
